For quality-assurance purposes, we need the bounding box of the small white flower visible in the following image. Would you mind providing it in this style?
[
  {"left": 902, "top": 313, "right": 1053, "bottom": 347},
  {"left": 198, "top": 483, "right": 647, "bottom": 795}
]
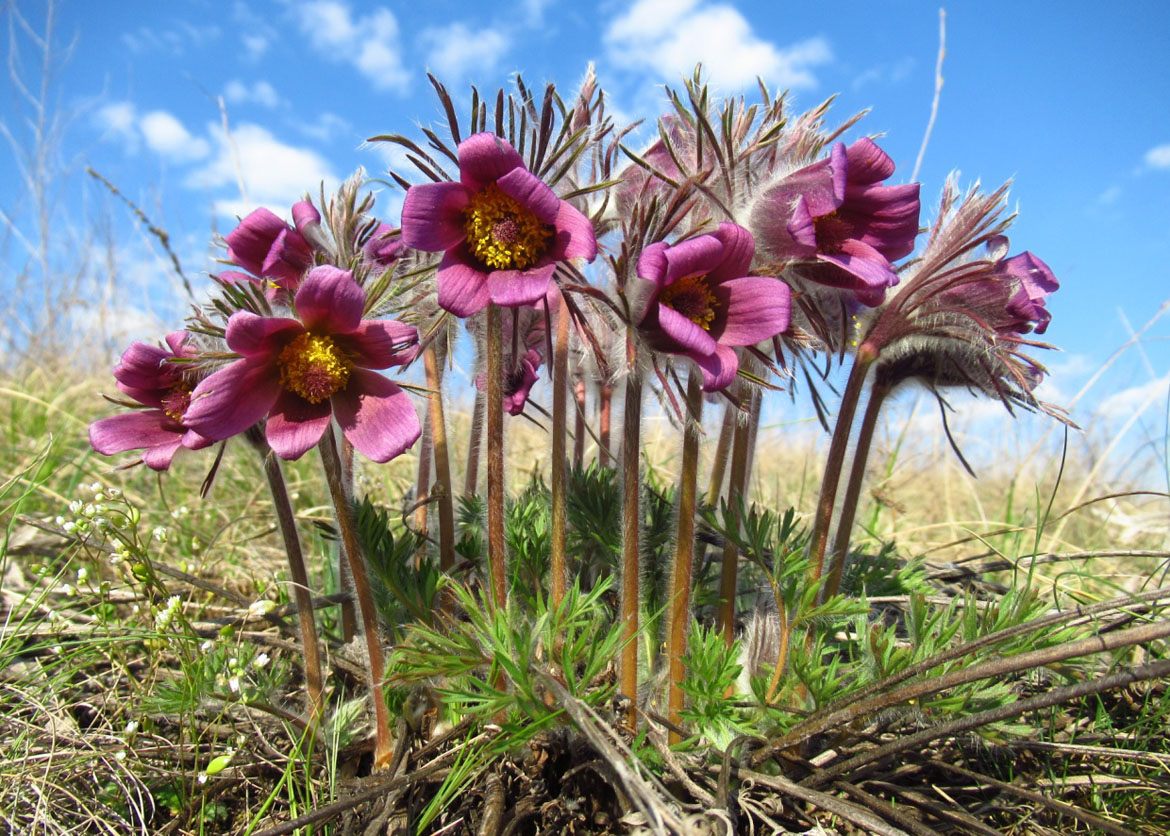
[
  {"left": 55, "top": 515, "right": 65, "bottom": 526},
  {"left": 247, "top": 599, "right": 276, "bottom": 619},
  {"left": 76, "top": 567, "right": 88, "bottom": 583},
  {"left": 124, "top": 720, "right": 139, "bottom": 734},
  {"left": 200, "top": 640, "right": 214, "bottom": 652},
  {"left": 197, "top": 772, "right": 208, "bottom": 785},
  {"left": 83, "top": 504, "right": 97, "bottom": 518},
  {"left": 114, "top": 750, "right": 126, "bottom": 762},
  {"left": 106, "top": 488, "right": 121, "bottom": 499},
  {"left": 94, "top": 491, "right": 105, "bottom": 502},
  {"left": 69, "top": 500, "right": 82, "bottom": 514},
  {"left": 90, "top": 481, "right": 103, "bottom": 494},
  {"left": 62, "top": 522, "right": 77, "bottom": 534},
  {"left": 152, "top": 527, "right": 168, "bottom": 543},
  {"left": 228, "top": 675, "right": 241, "bottom": 694},
  {"left": 253, "top": 652, "right": 270, "bottom": 669},
  {"left": 59, "top": 584, "right": 75, "bottom": 597},
  {"left": 51, "top": 645, "right": 62, "bottom": 654}
]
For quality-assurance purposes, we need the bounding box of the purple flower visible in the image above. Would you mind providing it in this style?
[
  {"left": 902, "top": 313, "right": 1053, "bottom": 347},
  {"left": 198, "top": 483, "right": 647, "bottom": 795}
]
[
  {"left": 223, "top": 201, "right": 318, "bottom": 290},
  {"left": 636, "top": 223, "right": 791, "bottom": 392},
  {"left": 89, "top": 332, "right": 213, "bottom": 470},
  {"left": 750, "top": 138, "right": 920, "bottom": 307},
  {"left": 998, "top": 251, "right": 1058, "bottom": 335},
  {"left": 363, "top": 222, "right": 405, "bottom": 268},
  {"left": 400, "top": 132, "right": 598, "bottom": 317},
  {"left": 183, "top": 266, "right": 421, "bottom": 463}
]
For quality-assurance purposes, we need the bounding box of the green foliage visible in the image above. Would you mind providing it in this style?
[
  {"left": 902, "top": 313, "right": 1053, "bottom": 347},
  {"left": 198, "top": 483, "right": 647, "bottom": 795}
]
[
  {"left": 678, "top": 623, "right": 750, "bottom": 747},
  {"left": 354, "top": 496, "right": 442, "bottom": 633}
]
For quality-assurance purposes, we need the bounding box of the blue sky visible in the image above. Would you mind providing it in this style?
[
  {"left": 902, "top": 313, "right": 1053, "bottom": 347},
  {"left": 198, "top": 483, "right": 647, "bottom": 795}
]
[{"left": 4, "top": 0, "right": 1170, "bottom": 444}]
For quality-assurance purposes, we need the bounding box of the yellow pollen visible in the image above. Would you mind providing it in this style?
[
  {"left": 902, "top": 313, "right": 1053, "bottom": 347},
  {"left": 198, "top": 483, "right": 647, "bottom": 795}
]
[
  {"left": 659, "top": 274, "right": 718, "bottom": 330},
  {"left": 161, "top": 385, "right": 192, "bottom": 422},
  {"left": 278, "top": 333, "right": 351, "bottom": 403},
  {"left": 463, "top": 183, "right": 553, "bottom": 271}
]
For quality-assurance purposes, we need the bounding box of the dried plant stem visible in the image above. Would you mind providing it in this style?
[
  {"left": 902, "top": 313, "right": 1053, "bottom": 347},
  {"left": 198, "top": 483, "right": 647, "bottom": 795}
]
[
  {"left": 598, "top": 382, "right": 613, "bottom": 468},
  {"left": 706, "top": 402, "right": 736, "bottom": 505},
  {"left": 550, "top": 294, "right": 571, "bottom": 610},
  {"left": 807, "top": 350, "right": 875, "bottom": 588},
  {"left": 414, "top": 404, "right": 433, "bottom": 557},
  {"left": 423, "top": 344, "right": 456, "bottom": 572},
  {"left": 464, "top": 387, "right": 484, "bottom": 497},
  {"left": 824, "top": 379, "right": 890, "bottom": 600},
  {"left": 318, "top": 430, "right": 394, "bottom": 769},
  {"left": 665, "top": 368, "right": 704, "bottom": 741},
  {"left": 716, "top": 387, "right": 756, "bottom": 645},
  {"left": 485, "top": 303, "right": 507, "bottom": 607},
  {"left": 573, "top": 376, "right": 586, "bottom": 469},
  {"left": 252, "top": 436, "right": 324, "bottom": 728},
  {"left": 619, "top": 364, "right": 643, "bottom": 726}
]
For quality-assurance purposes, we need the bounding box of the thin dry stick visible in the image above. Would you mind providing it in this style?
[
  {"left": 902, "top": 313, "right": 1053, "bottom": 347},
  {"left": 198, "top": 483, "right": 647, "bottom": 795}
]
[
  {"left": 550, "top": 293, "right": 571, "bottom": 609},
  {"left": 619, "top": 363, "right": 644, "bottom": 727},
  {"left": 734, "top": 768, "right": 913, "bottom": 836},
  {"left": 424, "top": 344, "right": 456, "bottom": 572},
  {"left": 318, "top": 430, "right": 394, "bottom": 769},
  {"left": 414, "top": 404, "right": 433, "bottom": 559},
  {"left": 665, "top": 368, "right": 704, "bottom": 741},
  {"left": 910, "top": 8, "right": 946, "bottom": 184},
  {"left": 485, "top": 303, "right": 507, "bottom": 606}
]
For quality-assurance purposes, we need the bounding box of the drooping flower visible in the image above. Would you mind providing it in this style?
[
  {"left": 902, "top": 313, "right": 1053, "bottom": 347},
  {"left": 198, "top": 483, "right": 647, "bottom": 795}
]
[
  {"left": 221, "top": 201, "right": 319, "bottom": 290},
  {"left": 400, "top": 132, "right": 598, "bottom": 317},
  {"left": 89, "top": 332, "right": 213, "bottom": 470},
  {"left": 998, "top": 250, "right": 1058, "bottom": 335},
  {"left": 750, "top": 138, "right": 921, "bottom": 307},
  {"left": 183, "top": 266, "right": 421, "bottom": 462},
  {"left": 636, "top": 222, "right": 791, "bottom": 391},
  {"left": 362, "top": 222, "right": 405, "bottom": 268},
  {"left": 474, "top": 304, "right": 548, "bottom": 415}
]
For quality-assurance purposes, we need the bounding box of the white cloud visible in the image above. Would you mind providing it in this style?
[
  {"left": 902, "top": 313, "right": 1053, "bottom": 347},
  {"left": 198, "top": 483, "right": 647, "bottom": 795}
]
[
  {"left": 421, "top": 22, "right": 510, "bottom": 80},
  {"left": 140, "top": 111, "right": 210, "bottom": 162},
  {"left": 299, "top": 112, "right": 354, "bottom": 144},
  {"left": 122, "top": 23, "right": 220, "bottom": 55},
  {"left": 294, "top": 2, "right": 410, "bottom": 93},
  {"left": 94, "top": 101, "right": 139, "bottom": 148},
  {"left": 1098, "top": 375, "right": 1170, "bottom": 416},
  {"left": 852, "top": 57, "right": 915, "bottom": 90},
  {"left": 185, "top": 123, "right": 339, "bottom": 217},
  {"left": 224, "top": 79, "right": 284, "bottom": 108},
  {"left": 604, "top": 0, "right": 832, "bottom": 91},
  {"left": 1144, "top": 143, "right": 1170, "bottom": 170},
  {"left": 242, "top": 33, "right": 270, "bottom": 60},
  {"left": 1097, "top": 185, "right": 1122, "bottom": 205}
]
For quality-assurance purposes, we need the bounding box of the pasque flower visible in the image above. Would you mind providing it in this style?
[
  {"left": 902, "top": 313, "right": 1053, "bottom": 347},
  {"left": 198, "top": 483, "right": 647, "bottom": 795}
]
[
  {"left": 637, "top": 222, "right": 791, "bottom": 392},
  {"left": 183, "top": 266, "right": 421, "bottom": 462},
  {"left": 474, "top": 304, "right": 548, "bottom": 414},
  {"left": 89, "top": 331, "right": 213, "bottom": 470},
  {"left": 220, "top": 202, "right": 319, "bottom": 289},
  {"left": 362, "top": 222, "right": 405, "bottom": 268},
  {"left": 750, "top": 138, "right": 920, "bottom": 307},
  {"left": 400, "top": 132, "right": 598, "bottom": 317}
]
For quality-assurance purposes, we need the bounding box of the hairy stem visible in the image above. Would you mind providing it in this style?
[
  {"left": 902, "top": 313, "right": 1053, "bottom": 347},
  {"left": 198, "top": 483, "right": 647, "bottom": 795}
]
[
  {"left": 464, "top": 387, "right": 484, "bottom": 497},
  {"left": 716, "top": 386, "right": 757, "bottom": 646},
  {"left": 550, "top": 294, "right": 571, "bottom": 610},
  {"left": 706, "top": 401, "right": 736, "bottom": 505},
  {"left": 338, "top": 435, "right": 358, "bottom": 641},
  {"left": 573, "top": 376, "right": 586, "bottom": 469},
  {"left": 318, "top": 430, "right": 394, "bottom": 769},
  {"left": 485, "top": 303, "right": 507, "bottom": 607},
  {"left": 807, "top": 349, "right": 876, "bottom": 588},
  {"left": 251, "top": 433, "right": 324, "bottom": 728},
  {"left": 619, "top": 363, "right": 643, "bottom": 726},
  {"left": 424, "top": 344, "right": 456, "bottom": 573},
  {"left": 598, "top": 382, "right": 613, "bottom": 468},
  {"left": 414, "top": 401, "right": 433, "bottom": 560},
  {"left": 824, "top": 380, "right": 890, "bottom": 600},
  {"left": 665, "top": 368, "right": 704, "bottom": 741}
]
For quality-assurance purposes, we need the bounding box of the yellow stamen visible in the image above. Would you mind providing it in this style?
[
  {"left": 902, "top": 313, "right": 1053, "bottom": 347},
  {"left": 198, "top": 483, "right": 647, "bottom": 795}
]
[
  {"left": 659, "top": 274, "right": 718, "bottom": 330},
  {"left": 278, "top": 333, "right": 351, "bottom": 403},
  {"left": 161, "top": 386, "right": 192, "bottom": 422},
  {"left": 463, "top": 183, "right": 553, "bottom": 271}
]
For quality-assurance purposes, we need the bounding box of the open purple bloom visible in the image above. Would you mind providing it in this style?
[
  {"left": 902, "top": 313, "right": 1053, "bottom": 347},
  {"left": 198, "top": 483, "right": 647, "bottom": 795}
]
[
  {"left": 183, "top": 266, "right": 421, "bottom": 463},
  {"left": 400, "top": 132, "right": 598, "bottom": 317},
  {"left": 637, "top": 222, "right": 791, "bottom": 392},
  {"left": 750, "top": 138, "right": 920, "bottom": 307},
  {"left": 224, "top": 201, "right": 318, "bottom": 290},
  {"left": 89, "top": 331, "right": 213, "bottom": 470}
]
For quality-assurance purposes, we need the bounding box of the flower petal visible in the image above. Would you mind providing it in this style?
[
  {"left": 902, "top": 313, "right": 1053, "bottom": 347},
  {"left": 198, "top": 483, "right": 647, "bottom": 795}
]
[
  {"left": 707, "top": 223, "right": 755, "bottom": 284},
  {"left": 261, "top": 227, "right": 312, "bottom": 287},
  {"left": 341, "top": 319, "right": 420, "bottom": 369},
  {"left": 496, "top": 167, "right": 560, "bottom": 224},
  {"left": 225, "top": 312, "right": 303, "bottom": 357},
  {"left": 657, "top": 301, "right": 718, "bottom": 357},
  {"left": 295, "top": 266, "right": 364, "bottom": 334},
  {"left": 458, "top": 132, "right": 524, "bottom": 190},
  {"left": 226, "top": 208, "right": 287, "bottom": 275},
  {"left": 636, "top": 242, "right": 670, "bottom": 289},
  {"left": 487, "top": 263, "right": 556, "bottom": 308},
  {"left": 436, "top": 252, "right": 491, "bottom": 317},
  {"left": 663, "top": 235, "right": 723, "bottom": 286},
  {"left": 266, "top": 391, "right": 332, "bottom": 460},
  {"left": 551, "top": 200, "right": 598, "bottom": 262},
  {"left": 89, "top": 411, "right": 179, "bottom": 457},
  {"left": 333, "top": 370, "right": 421, "bottom": 463},
  {"left": 844, "top": 137, "right": 896, "bottom": 185},
  {"left": 818, "top": 238, "right": 899, "bottom": 292},
  {"left": 142, "top": 436, "right": 186, "bottom": 471},
  {"left": 114, "top": 341, "right": 175, "bottom": 393},
  {"left": 292, "top": 200, "right": 320, "bottom": 233},
  {"left": 712, "top": 277, "right": 791, "bottom": 346},
  {"left": 691, "top": 344, "right": 739, "bottom": 392},
  {"left": 184, "top": 358, "right": 282, "bottom": 441},
  {"left": 401, "top": 182, "right": 471, "bottom": 252}
]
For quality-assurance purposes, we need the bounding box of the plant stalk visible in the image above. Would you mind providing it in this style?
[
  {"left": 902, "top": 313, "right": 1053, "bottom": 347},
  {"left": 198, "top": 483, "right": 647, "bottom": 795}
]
[
  {"left": 550, "top": 294, "right": 571, "bottom": 610},
  {"left": 598, "top": 382, "right": 613, "bottom": 468},
  {"left": 485, "top": 303, "right": 507, "bottom": 607},
  {"left": 338, "top": 435, "right": 358, "bottom": 641},
  {"left": 807, "top": 348, "right": 876, "bottom": 588},
  {"left": 706, "top": 401, "right": 736, "bottom": 506},
  {"left": 665, "top": 367, "right": 704, "bottom": 741},
  {"left": 824, "top": 379, "right": 890, "bottom": 600},
  {"left": 424, "top": 344, "right": 456, "bottom": 573},
  {"left": 413, "top": 401, "right": 433, "bottom": 560},
  {"left": 573, "top": 376, "right": 586, "bottom": 469},
  {"left": 318, "top": 430, "right": 394, "bottom": 769},
  {"left": 618, "top": 363, "right": 643, "bottom": 726},
  {"left": 716, "top": 386, "right": 756, "bottom": 646},
  {"left": 251, "top": 433, "right": 325, "bottom": 728},
  {"left": 464, "top": 387, "right": 484, "bottom": 497}
]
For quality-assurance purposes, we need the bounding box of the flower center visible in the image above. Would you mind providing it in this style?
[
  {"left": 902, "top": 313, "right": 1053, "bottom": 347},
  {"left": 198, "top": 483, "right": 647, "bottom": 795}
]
[
  {"left": 813, "top": 210, "right": 850, "bottom": 252},
  {"left": 659, "top": 274, "right": 718, "bottom": 330},
  {"left": 161, "top": 385, "right": 192, "bottom": 423},
  {"left": 278, "top": 333, "right": 351, "bottom": 403},
  {"left": 463, "top": 183, "right": 553, "bottom": 271}
]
